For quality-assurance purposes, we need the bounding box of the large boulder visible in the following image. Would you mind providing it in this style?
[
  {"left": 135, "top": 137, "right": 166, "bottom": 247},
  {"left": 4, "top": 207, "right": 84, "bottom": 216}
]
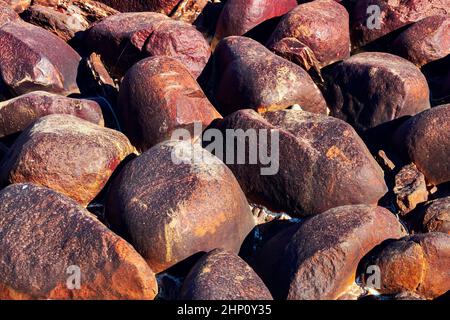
[
  {"left": 0, "top": 1, "right": 20, "bottom": 25},
  {"left": 0, "top": 183, "right": 158, "bottom": 300}
]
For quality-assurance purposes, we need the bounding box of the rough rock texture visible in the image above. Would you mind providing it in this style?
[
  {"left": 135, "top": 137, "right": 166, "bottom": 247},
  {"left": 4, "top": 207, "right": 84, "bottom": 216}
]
[
  {"left": 415, "top": 197, "right": 450, "bottom": 234},
  {"left": 272, "top": 205, "right": 407, "bottom": 300},
  {"left": 0, "top": 21, "right": 81, "bottom": 96},
  {"left": 0, "top": 91, "right": 104, "bottom": 138},
  {"left": 3, "top": 0, "right": 30, "bottom": 13},
  {"left": 324, "top": 52, "right": 430, "bottom": 132},
  {"left": 212, "top": 0, "right": 297, "bottom": 48},
  {"left": 180, "top": 249, "right": 273, "bottom": 300},
  {"left": 0, "top": 114, "right": 134, "bottom": 206},
  {"left": 118, "top": 56, "right": 221, "bottom": 152},
  {"left": 267, "top": 0, "right": 350, "bottom": 69},
  {"left": 393, "top": 104, "right": 450, "bottom": 185},
  {"left": 392, "top": 15, "right": 450, "bottom": 67},
  {"left": 206, "top": 109, "right": 387, "bottom": 217},
  {"left": 393, "top": 163, "right": 428, "bottom": 215},
  {"left": 210, "top": 36, "right": 327, "bottom": 115},
  {"left": 0, "top": 1, "right": 20, "bottom": 25},
  {"left": 106, "top": 140, "right": 255, "bottom": 273},
  {"left": 359, "top": 232, "right": 450, "bottom": 299},
  {"left": 0, "top": 183, "right": 158, "bottom": 300},
  {"left": 85, "top": 12, "right": 211, "bottom": 78},
  {"left": 352, "top": 0, "right": 449, "bottom": 48}
]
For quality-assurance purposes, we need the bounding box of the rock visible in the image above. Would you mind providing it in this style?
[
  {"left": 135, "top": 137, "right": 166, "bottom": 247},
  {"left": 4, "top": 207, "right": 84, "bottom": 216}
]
[
  {"left": 392, "top": 15, "right": 450, "bottom": 67},
  {"left": 0, "top": 21, "right": 81, "bottom": 96},
  {"left": 2, "top": 0, "right": 30, "bottom": 13},
  {"left": 0, "top": 91, "right": 104, "bottom": 138},
  {"left": 324, "top": 52, "right": 430, "bottom": 132},
  {"left": 179, "top": 249, "right": 273, "bottom": 300},
  {"left": 85, "top": 12, "right": 210, "bottom": 78},
  {"left": 106, "top": 140, "right": 255, "bottom": 273},
  {"left": 359, "top": 232, "right": 450, "bottom": 299},
  {"left": 0, "top": 183, "right": 158, "bottom": 300},
  {"left": 0, "top": 1, "right": 20, "bottom": 26},
  {"left": 267, "top": 0, "right": 350, "bottom": 69},
  {"left": 0, "top": 114, "right": 134, "bottom": 206},
  {"left": 97, "top": 0, "right": 178, "bottom": 15},
  {"left": 205, "top": 109, "right": 387, "bottom": 217},
  {"left": 272, "top": 205, "right": 407, "bottom": 300},
  {"left": 393, "top": 104, "right": 450, "bottom": 185},
  {"left": 212, "top": 0, "right": 297, "bottom": 48},
  {"left": 394, "top": 163, "right": 428, "bottom": 215},
  {"left": 415, "top": 197, "right": 450, "bottom": 234},
  {"left": 169, "top": 0, "right": 208, "bottom": 24},
  {"left": 118, "top": 56, "right": 221, "bottom": 152},
  {"left": 351, "top": 0, "right": 449, "bottom": 48},
  {"left": 210, "top": 36, "right": 328, "bottom": 116}
]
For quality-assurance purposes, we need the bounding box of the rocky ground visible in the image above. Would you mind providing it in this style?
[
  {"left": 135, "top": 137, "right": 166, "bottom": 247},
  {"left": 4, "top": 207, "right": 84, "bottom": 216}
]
[{"left": 0, "top": 0, "right": 449, "bottom": 300}]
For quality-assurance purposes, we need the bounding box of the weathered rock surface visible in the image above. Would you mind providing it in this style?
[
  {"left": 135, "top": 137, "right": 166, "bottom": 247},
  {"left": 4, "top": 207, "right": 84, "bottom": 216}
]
[
  {"left": 180, "top": 249, "right": 273, "bottom": 300},
  {"left": 267, "top": 0, "right": 350, "bottom": 69},
  {"left": 393, "top": 163, "right": 428, "bottom": 215},
  {"left": 210, "top": 36, "right": 327, "bottom": 115},
  {"left": 205, "top": 109, "right": 387, "bottom": 217},
  {"left": 359, "top": 232, "right": 450, "bottom": 299},
  {"left": 0, "top": 91, "right": 104, "bottom": 138},
  {"left": 411, "top": 197, "right": 450, "bottom": 234},
  {"left": 0, "top": 183, "right": 158, "bottom": 300},
  {"left": 85, "top": 12, "right": 210, "bottom": 78},
  {"left": 118, "top": 56, "right": 221, "bottom": 152},
  {"left": 106, "top": 140, "right": 255, "bottom": 273},
  {"left": 0, "top": 114, "right": 134, "bottom": 206},
  {"left": 0, "top": 21, "right": 81, "bottom": 96},
  {"left": 3, "top": 0, "right": 30, "bottom": 13},
  {"left": 393, "top": 104, "right": 450, "bottom": 185},
  {"left": 0, "top": 1, "right": 20, "bottom": 25},
  {"left": 324, "top": 52, "right": 430, "bottom": 132}
]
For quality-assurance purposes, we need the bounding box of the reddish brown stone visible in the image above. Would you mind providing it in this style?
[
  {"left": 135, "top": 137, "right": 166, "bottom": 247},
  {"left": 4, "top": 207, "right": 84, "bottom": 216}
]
[
  {"left": 118, "top": 56, "right": 221, "bottom": 152},
  {"left": 394, "top": 163, "right": 428, "bottom": 215},
  {"left": 180, "top": 249, "right": 273, "bottom": 300},
  {"left": 212, "top": 0, "right": 297, "bottom": 48},
  {"left": 0, "top": 183, "right": 158, "bottom": 300},
  {"left": 211, "top": 36, "right": 328, "bottom": 115},
  {"left": 0, "top": 1, "right": 19, "bottom": 25},
  {"left": 267, "top": 0, "right": 350, "bottom": 69},
  {"left": 106, "top": 140, "right": 255, "bottom": 273},
  {"left": 324, "top": 52, "right": 430, "bottom": 132},
  {"left": 205, "top": 109, "right": 387, "bottom": 217},
  {"left": 0, "top": 114, "right": 134, "bottom": 206},
  {"left": 416, "top": 197, "right": 450, "bottom": 234},
  {"left": 2, "top": 0, "right": 30, "bottom": 13},
  {"left": 0, "top": 21, "right": 81, "bottom": 96},
  {"left": 169, "top": 0, "right": 208, "bottom": 24},
  {"left": 97, "top": 0, "right": 179, "bottom": 15},
  {"left": 393, "top": 104, "right": 450, "bottom": 185},
  {"left": 0, "top": 91, "right": 104, "bottom": 138},
  {"left": 85, "top": 12, "right": 210, "bottom": 78},
  {"left": 359, "top": 232, "right": 450, "bottom": 299}
]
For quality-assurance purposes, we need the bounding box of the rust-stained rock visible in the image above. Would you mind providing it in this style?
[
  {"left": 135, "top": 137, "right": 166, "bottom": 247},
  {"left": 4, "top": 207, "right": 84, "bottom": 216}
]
[
  {"left": 267, "top": 0, "right": 350, "bottom": 69},
  {"left": 0, "top": 114, "right": 134, "bottom": 206},
  {"left": 0, "top": 1, "right": 19, "bottom": 25},
  {"left": 413, "top": 197, "right": 450, "bottom": 234},
  {"left": 0, "top": 91, "right": 104, "bottom": 138},
  {"left": 0, "top": 21, "right": 81, "bottom": 96},
  {"left": 324, "top": 52, "right": 430, "bottom": 132},
  {"left": 394, "top": 163, "right": 428, "bottom": 215},
  {"left": 393, "top": 104, "right": 450, "bottom": 185},
  {"left": 3, "top": 0, "right": 30, "bottom": 13},
  {"left": 85, "top": 12, "right": 210, "bottom": 78},
  {"left": 272, "top": 205, "right": 407, "bottom": 300},
  {"left": 118, "top": 56, "right": 221, "bottom": 152},
  {"left": 212, "top": 0, "right": 297, "bottom": 48},
  {"left": 210, "top": 36, "right": 328, "bottom": 115},
  {"left": 205, "top": 109, "right": 387, "bottom": 217},
  {"left": 106, "top": 140, "right": 255, "bottom": 273},
  {"left": 391, "top": 15, "right": 450, "bottom": 67},
  {"left": 169, "top": 0, "right": 208, "bottom": 24},
  {"left": 0, "top": 183, "right": 158, "bottom": 300},
  {"left": 352, "top": 0, "right": 449, "bottom": 48},
  {"left": 97, "top": 0, "right": 178, "bottom": 15},
  {"left": 359, "top": 232, "right": 450, "bottom": 299},
  {"left": 180, "top": 249, "right": 273, "bottom": 300}
]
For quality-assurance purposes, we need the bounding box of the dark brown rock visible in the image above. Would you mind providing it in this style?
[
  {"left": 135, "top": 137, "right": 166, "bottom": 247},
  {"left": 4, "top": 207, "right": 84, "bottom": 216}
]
[
  {"left": 393, "top": 104, "right": 450, "bottom": 185},
  {"left": 97, "top": 0, "right": 179, "bottom": 15},
  {"left": 0, "top": 21, "right": 81, "bottom": 96},
  {"left": 211, "top": 36, "right": 328, "bottom": 116},
  {"left": 106, "top": 140, "right": 255, "bottom": 273},
  {"left": 118, "top": 56, "right": 221, "bottom": 152},
  {"left": 0, "top": 91, "right": 104, "bottom": 138},
  {"left": 394, "top": 163, "right": 428, "bottom": 215},
  {"left": 205, "top": 109, "right": 387, "bottom": 217},
  {"left": 324, "top": 52, "right": 430, "bottom": 132},
  {"left": 0, "top": 183, "right": 158, "bottom": 300},
  {"left": 0, "top": 114, "right": 134, "bottom": 206},
  {"left": 180, "top": 249, "right": 273, "bottom": 300},
  {"left": 267, "top": 0, "right": 350, "bottom": 69},
  {"left": 359, "top": 232, "right": 450, "bottom": 299},
  {"left": 415, "top": 197, "right": 450, "bottom": 234}
]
